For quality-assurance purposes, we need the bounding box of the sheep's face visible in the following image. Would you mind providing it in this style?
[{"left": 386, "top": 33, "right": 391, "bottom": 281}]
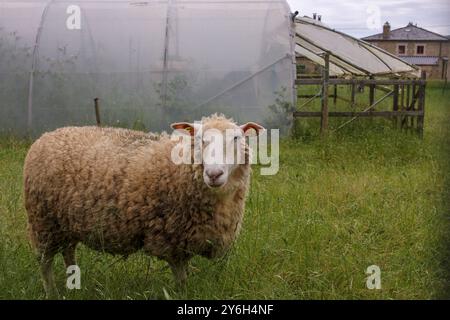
[{"left": 171, "top": 116, "right": 264, "bottom": 189}]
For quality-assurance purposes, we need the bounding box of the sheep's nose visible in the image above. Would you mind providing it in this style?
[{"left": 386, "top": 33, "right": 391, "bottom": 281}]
[{"left": 206, "top": 169, "right": 224, "bottom": 181}]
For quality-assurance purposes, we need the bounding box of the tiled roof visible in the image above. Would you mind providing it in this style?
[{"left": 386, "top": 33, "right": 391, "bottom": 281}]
[
  {"left": 362, "top": 24, "right": 449, "bottom": 41},
  {"left": 400, "top": 56, "right": 439, "bottom": 66}
]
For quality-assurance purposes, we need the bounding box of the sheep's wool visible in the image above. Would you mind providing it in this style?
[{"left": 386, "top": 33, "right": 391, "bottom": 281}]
[{"left": 24, "top": 115, "right": 250, "bottom": 271}]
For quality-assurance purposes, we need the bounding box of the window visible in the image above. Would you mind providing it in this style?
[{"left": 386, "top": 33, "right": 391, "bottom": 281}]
[
  {"left": 416, "top": 45, "right": 425, "bottom": 55},
  {"left": 397, "top": 44, "right": 406, "bottom": 55}
]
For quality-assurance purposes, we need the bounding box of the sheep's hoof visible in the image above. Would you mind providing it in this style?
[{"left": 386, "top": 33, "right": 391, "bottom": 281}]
[
  {"left": 44, "top": 288, "right": 60, "bottom": 300},
  {"left": 176, "top": 278, "right": 187, "bottom": 292},
  {"left": 168, "top": 261, "right": 188, "bottom": 291}
]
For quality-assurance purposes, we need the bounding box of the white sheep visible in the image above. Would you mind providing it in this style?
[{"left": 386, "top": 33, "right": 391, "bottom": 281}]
[{"left": 23, "top": 114, "right": 264, "bottom": 297}]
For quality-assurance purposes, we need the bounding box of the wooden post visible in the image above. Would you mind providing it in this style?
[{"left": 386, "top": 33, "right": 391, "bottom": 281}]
[
  {"left": 368, "top": 76, "right": 375, "bottom": 125},
  {"left": 320, "top": 52, "right": 330, "bottom": 136},
  {"left": 417, "top": 71, "right": 426, "bottom": 137},
  {"left": 400, "top": 84, "right": 405, "bottom": 130},
  {"left": 393, "top": 82, "right": 399, "bottom": 128},
  {"left": 400, "top": 84, "right": 405, "bottom": 109},
  {"left": 369, "top": 76, "right": 375, "bottom": 106},
  {"left": 405, "top": 84, "right": 412, "bottom": 129},
  {"left": 406, "top": 83, "right": 410, "bottom": 109},
  {"left": 411, "top": 82, "right": 417, "bottom": 128},
  {"left": 350, "top": 82, "right": 356, "bottom": 110},
  {"left": 333, "top": 84, "right": 337, "bottom": 106},
  {"left": 94, "top": 97, "right": 101, "bottom": 126}
]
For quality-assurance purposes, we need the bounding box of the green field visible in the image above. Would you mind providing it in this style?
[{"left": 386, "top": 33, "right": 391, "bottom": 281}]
[{"left": 0, "top": 82, "right": 449, "bottom": 299}]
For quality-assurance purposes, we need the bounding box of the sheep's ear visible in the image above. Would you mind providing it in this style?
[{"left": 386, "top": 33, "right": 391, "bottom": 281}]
[
  {"left": 171, "top": 122, "right": 196, "bottom": 136},
  {"left": 240, "top": 122, "right": 265, "bottom": 136}
]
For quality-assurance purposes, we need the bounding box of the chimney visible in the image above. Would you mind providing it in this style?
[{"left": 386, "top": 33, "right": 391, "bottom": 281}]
[
  {"left": 313, "top": 13, "right": 317, "bottom": 20},
  {"left": 383, "top": 21, "right": 391, "bottom": 39},
  {"left": 318, "top": 15, "right": 322, "bottom": 22}
]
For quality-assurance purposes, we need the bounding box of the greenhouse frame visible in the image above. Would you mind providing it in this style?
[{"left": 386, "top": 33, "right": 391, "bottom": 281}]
[
  {"left": 293, "top": 16, "right": 426, "bottom": 136},
  {"left": 0, "top": 0, "right": 296, "bottom": 135}
]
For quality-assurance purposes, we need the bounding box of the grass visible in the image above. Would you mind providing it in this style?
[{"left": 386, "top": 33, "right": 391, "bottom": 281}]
[{"left": 0, "top": 82, "right": 449, "bottom": 300}]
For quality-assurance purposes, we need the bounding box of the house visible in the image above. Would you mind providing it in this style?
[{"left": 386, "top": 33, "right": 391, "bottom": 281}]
[{"left": 362, "top": 22, "right": 449, "bottom": 80}]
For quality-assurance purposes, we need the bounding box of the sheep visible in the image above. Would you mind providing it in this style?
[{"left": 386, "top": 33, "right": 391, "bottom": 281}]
[{"left": 23, "top": 114, "right": 264, "bottom": 297}]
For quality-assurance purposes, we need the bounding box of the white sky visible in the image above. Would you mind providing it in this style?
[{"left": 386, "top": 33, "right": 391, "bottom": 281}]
[{"left": 287, "top": 0, "right": 450, "bottom": 38}]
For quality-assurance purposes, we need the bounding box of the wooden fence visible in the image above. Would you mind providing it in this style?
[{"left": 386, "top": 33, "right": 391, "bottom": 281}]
[{"left": 294, "top": 53, "right": 427, "bottom": 137}]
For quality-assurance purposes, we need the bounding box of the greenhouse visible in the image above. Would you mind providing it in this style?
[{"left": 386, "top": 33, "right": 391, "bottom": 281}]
[{"left": 0, "top": 0, "right": 296, "bottom": 135}]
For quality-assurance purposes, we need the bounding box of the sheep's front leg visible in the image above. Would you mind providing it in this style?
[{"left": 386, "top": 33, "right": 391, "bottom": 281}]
[
  {"left": 168, "top": 259, "right": 188, "bottom": 288},
  {"left": 63, "top": 243, "right": 78, "bottom": 268},
  {"left": 39, "top": 253, "right": 59, "bottom": 299}
]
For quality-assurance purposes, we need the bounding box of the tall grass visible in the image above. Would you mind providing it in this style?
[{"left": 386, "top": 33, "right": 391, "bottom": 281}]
[{"left": 0, "top": 83, "right": 449, "bottom": 299}]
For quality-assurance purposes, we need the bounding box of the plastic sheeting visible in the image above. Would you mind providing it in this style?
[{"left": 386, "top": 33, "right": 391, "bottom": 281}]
[
  {"left": 0, "top": 0, "right": 295, "bottom": 135},
  {"left": 295, "top": 17, "right": 420, "bottom": 77}
]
